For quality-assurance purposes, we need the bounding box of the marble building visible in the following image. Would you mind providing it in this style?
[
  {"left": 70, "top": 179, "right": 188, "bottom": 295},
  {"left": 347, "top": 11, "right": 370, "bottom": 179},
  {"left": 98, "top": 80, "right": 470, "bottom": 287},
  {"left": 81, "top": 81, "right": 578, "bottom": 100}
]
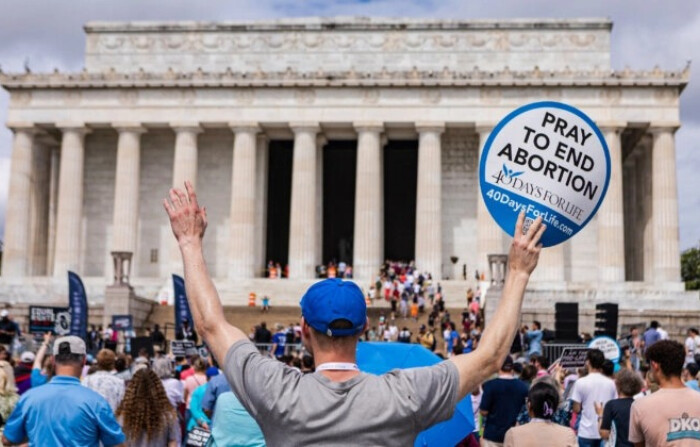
[{"left": 0, "top": 17, "right": 695, "bottom": 325}]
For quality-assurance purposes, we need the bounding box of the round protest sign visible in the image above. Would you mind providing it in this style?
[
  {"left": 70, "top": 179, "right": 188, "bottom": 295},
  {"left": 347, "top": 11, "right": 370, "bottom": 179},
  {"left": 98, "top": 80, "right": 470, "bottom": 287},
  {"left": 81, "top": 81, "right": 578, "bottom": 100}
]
[
  {"left": 588, "top": 336, "right": 621, "bottom": 364},
  {"left": 479, "top": 101, "right": 610, "bottom": 246}
]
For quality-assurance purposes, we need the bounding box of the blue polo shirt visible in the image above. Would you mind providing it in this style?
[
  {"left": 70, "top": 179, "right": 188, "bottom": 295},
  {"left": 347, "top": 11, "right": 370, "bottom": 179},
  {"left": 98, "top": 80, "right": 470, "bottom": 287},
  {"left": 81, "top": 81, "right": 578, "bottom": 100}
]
[{"left": 4, "top": 375, "right": 125, "bottom": 447}]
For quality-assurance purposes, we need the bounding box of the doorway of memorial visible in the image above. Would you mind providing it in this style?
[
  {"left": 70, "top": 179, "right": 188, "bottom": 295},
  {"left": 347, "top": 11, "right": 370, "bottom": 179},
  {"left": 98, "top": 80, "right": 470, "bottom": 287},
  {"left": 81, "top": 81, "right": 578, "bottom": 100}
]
[
  {"left": 384, "top": 140, "right": 418, "bottom": 264},
  {"left": 322, "top": 141, "right": 357, "bottom": 278},
  {"left": 265, "top": 140, "right": 293, "bottom": 278}
]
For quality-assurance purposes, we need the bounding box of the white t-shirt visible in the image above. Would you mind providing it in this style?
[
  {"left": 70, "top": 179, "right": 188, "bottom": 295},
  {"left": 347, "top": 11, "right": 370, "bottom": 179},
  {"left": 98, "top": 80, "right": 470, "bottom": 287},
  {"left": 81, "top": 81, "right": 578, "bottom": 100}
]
[{"left": 570, "top": 372, "right": 618, "bottom": 439}]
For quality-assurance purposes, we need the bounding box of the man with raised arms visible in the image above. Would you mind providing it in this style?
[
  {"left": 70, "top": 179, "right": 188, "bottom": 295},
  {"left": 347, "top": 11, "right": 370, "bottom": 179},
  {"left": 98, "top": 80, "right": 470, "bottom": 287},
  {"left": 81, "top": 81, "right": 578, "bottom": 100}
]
[{"left": 163, "top": 181, "right": 545, "bottom": 447}]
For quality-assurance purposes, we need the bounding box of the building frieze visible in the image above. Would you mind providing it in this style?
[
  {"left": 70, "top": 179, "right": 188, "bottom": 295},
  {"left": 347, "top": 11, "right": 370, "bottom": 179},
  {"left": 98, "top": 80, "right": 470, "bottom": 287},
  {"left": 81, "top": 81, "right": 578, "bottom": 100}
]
[{"left": 0, "top": 65, "right": 689, "bottom": 91}]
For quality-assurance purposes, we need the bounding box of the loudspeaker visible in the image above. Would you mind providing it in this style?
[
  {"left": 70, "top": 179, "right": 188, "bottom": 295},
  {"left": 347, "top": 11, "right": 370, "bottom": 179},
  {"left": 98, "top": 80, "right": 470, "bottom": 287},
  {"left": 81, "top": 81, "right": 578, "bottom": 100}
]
[
  {"left": 129, "top": 336, "right": 155, "bottom": 358},
  {"left": 555, "top": 302, "right": 579, "bottom": 342},
  {"left": 595, "top": 303, "right": 618, "bottom": 339}
]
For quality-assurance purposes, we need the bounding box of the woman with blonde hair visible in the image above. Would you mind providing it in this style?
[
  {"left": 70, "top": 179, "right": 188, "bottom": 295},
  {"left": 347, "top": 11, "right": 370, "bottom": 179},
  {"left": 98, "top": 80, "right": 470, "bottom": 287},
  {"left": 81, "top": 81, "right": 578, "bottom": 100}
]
[
  {"left": 0, "top": 360, "right": 19, "bottom": 434},
  {"left": 116, "top": 368, "right": 180, "bottom": 447}
]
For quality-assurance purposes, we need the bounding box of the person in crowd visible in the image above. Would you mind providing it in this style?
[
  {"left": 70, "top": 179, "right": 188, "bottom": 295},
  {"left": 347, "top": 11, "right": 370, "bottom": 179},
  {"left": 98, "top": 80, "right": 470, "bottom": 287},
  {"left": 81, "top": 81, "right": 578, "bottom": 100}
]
[
  {"left": 630, "top": 340, "right": 700, "bottom": 445},
  {"left": 642, "top": 321, "right": 661, "bottom": 353},
  {"left": 470, "top": 386, "right": 483, "bottom": 444},
  {"left": 686, "top": 328, "right": 700, "bottom": 366},
  {"left": 178, "top": 320, "right": 198, "bottom": 344},
  {"left": 627, "top": 326, "right": 642, "bottom": 371},
  {"left": 0, "top": 361, "right": 19, "bottom": 436},
  {"left": 186, "top": 366, "right": 218, "bottom": 432},
  {"left": 532, "top": 355, "right": 549, "bottom": 378},
  {"left": 523, "top": 321, "right": 543, "bottom": 357},
  {"left": 398, "top": 327, "right": 412, "bottom": 343},
  {"left": 30, "top": 333, "right": 52, "bottom": 388},
  {"left": 151, "top": 324, "right": 166, "bottom": 352},
  {"left": 183, "top": 357, "right": 207, "bottom": 420},
  {"left": 595, "top": 368, "right": 643, "bottom": 447},
  {"left": 479, "top": 355, "right": 529, "bottom": 446},
  {"left": 684, "top": 362, "right": 700, "bottom": 391},
  {"left": 3, "top": 336, "right": 125, "bottom": 446},
  {"left": 164, "top": 182, "right": 545, "bottom": 445},
  {"left": 253, "top": 322, "right": 272, "bottom": 345},
  {"left": 82, "top": 348, "right": 125, "bottom": 413},
  {"left": 87, "top": 325, "right": 100, "bottom": 354},
  {"left": 116, "top": 368, "right": 179, "bottom": 447},
  {"left": 602, "top": 359, "right": 615, "bottom": 378},
  {"left": 300, "top": 355, "right": 315, "bottom": 374},
  {"left": 571, "top": 349, "right": 618, "bottom": 447},
  {"left": 520, "top": 364, "right": 538, "bottom": 385},
  {"left": 504, "top": 381, "right": 576, "bottom": 447},
  {"left": 114, "top": 354, "right": 133, "bottom": 382},
  {"left": 0, "top": 312, "right": 16, "bottom": 353},
  {"left": 152, "top": 357, "right": 184, "bottom": 410},
  {"left": 418, "top": 325, "right": 436, "bottom": 352},
  {"left": 13, "top": 351, "right": 34, "bottom": 395},
  {"left": 270, "top": 323, "right": 287, "bottom": 359},
  {"left": 201, "top": 366, "right": 265, "bottom": 446}
]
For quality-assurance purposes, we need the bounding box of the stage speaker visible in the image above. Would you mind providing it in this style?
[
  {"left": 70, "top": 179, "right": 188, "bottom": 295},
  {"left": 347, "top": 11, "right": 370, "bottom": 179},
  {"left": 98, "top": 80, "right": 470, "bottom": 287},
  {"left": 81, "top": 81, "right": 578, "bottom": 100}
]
[
  {"left": 595, "top": 303, "right": 618, "bottom": 339},
  {"left": 555, "top": 302, "right": 579, "bottom": 342},
  {"left": 129, "top": 336, "right": 155, "bottom": 358}
]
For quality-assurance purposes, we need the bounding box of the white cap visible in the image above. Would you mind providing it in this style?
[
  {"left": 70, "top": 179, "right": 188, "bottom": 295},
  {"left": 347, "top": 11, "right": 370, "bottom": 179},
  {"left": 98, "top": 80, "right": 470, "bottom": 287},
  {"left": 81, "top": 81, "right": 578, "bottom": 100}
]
[
  {"left": 1, "top": 310, "right": 9, "bottom": 317},
  {"left": 20, "top": 351, "right": 35, "bottom": 363}
]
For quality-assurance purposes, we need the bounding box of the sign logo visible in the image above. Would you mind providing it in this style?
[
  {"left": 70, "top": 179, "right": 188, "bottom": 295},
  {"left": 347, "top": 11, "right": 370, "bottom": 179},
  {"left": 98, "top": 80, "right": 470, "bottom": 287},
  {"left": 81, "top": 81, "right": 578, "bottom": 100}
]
[
  {"left": 588, "top": 336, "right": 621, "bottom": 364},
  {"left": 479, "top": 101, "right": 610, "bottom": 246}
]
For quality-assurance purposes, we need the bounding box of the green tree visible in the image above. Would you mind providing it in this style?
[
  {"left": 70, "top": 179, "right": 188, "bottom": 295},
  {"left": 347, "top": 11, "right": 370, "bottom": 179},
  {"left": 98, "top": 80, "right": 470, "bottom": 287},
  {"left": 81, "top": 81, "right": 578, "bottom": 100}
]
[{"left": 681, "top": 245, "right": 700, "bottom": 290}]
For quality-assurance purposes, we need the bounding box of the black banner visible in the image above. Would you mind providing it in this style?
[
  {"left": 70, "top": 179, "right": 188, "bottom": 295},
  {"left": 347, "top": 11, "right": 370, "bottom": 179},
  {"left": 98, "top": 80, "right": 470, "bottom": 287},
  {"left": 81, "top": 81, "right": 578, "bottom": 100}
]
[{"left": 29, "top": 306, "right": 71, "bottom": 335}]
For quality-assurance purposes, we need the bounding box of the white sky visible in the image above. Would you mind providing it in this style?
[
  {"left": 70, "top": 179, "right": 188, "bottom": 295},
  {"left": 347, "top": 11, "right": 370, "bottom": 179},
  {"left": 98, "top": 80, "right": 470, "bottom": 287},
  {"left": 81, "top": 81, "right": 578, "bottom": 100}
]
[{"left": 0, "top": 0, "right": 698, "bottom": 248}]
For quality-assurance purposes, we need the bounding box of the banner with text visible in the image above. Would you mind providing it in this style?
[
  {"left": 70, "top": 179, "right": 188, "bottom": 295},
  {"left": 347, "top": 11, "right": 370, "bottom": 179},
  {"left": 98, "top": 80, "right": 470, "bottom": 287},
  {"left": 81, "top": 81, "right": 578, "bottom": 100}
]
[
  {"left": 29, "top": 306, "right": 71, "bottom": 335},
  {"left": 68, "top": 271, "right": 88, "bottom": 340},
  {"left": 479, "top": 101, "right": 610, "bottom": 246},
  {"left": 173, "top": 274, "right": 193, "bottom": 337}
]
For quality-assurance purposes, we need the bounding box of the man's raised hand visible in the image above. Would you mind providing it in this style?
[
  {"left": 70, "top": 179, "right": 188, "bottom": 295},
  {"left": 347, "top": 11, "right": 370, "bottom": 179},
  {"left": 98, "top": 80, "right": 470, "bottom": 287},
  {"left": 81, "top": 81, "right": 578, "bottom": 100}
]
[
  {"left": 163, "top": 181, "right": 208, "bottom": 246},
  {"left": 508, "top": 211, "right": 546, "bottom": 275}
]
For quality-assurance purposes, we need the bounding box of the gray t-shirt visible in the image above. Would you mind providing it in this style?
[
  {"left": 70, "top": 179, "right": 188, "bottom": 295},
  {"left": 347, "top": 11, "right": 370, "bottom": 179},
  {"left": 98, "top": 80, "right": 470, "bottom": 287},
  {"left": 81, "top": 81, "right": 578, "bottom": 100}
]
[{"left": 223, "top": 340, "right": 460, "bottom": 447}]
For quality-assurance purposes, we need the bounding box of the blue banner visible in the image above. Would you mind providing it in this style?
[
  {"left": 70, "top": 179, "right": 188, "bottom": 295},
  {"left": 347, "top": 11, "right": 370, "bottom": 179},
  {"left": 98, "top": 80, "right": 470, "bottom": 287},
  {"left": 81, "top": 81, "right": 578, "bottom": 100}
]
[
  {"left": 173, "top": 274, "right": 193, "bottom": 336},
  {"left": 68, "top": 271, "right": 88, "bottom": 340}
]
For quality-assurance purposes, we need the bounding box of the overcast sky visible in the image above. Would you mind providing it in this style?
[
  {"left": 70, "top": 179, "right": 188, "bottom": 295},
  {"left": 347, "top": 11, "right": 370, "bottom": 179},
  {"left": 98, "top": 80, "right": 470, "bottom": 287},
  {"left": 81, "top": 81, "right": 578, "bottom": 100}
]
[{"left": 0, "top": 0, "right": 698, "bottom": 249}]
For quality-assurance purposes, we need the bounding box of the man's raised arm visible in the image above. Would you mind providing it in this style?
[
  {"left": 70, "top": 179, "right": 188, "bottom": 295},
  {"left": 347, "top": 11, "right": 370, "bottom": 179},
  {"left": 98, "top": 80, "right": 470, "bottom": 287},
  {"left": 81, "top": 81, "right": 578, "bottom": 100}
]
[
  {"left": 450, "top": 212, "right": 545, "bottom": 399},
  {"left": 163, "top": 181, "right": 248, "bottom": 363}
]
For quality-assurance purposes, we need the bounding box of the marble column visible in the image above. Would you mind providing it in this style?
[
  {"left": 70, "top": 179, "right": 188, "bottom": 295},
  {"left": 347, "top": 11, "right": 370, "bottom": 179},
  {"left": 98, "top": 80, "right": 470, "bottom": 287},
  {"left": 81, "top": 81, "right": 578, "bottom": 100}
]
[
  {"left": 169, "top": 123, "right": 202, "bottom": 273},
  {"left": 53, "top": 124, "right": 91, "bottom": 277},
  {"left": 111, "top": 124, "right": 145, "bottom": 255},
  {"left": 597, "top": 123, "right": 626, "bottom": 282},
  {"left": 228, "top": 123, "right": 260, "bottom": 279},
  {"left": 2, "top": 124, "right": 38, "bottom": 276},
  {"left": 316, "top": 135, "right": 326, "bottom": 266},
  {"left": 475, "top": 124, "right": 504, "bottom": 278},
  {"left": 28, "top": 135, "right": 53, "bottom": 276},
  {"left": 288, "top": 123, "right": 320, "bottom": 279},
  {"left": 651, "top": 124, "right": 681, "bottom": 283},
  {"left": 353, "top": 122, "right": 384, "bottom": 282},
  {"left": 171, "top": 123, "right": 202, "bottom": 190},
  {"left": 46, "top": 146, "right": 59, "bottom": 275},
  {"left": 638, "top": 139, "right": 655, "bottom": 282},
  {"left": 253, "top": 135, "right": 269, "bottom": 277},
  {"left": 415, "top": 123, "right": 444, "bottom": 279}
]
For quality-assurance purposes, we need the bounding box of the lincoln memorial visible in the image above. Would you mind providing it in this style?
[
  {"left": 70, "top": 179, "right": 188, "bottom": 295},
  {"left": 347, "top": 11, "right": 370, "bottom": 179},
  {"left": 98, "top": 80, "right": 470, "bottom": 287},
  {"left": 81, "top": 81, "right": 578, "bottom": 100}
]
[{"left": 0, "top": 17, "right": 695, "bottom": 331}]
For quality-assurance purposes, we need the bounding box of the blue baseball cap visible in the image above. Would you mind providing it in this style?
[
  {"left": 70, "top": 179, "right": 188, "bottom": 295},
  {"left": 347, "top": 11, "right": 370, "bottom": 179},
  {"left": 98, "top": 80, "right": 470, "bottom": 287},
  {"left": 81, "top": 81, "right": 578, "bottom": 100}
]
[{"left": 300, "top": 279, "right": 367, "bottom": 337}]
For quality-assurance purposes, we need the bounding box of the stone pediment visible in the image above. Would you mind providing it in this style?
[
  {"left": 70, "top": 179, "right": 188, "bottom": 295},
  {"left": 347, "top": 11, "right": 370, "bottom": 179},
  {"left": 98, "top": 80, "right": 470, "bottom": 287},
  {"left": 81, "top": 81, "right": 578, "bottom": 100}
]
[{"left": 81, "top": 17, "right": 613, "bottom": 73}]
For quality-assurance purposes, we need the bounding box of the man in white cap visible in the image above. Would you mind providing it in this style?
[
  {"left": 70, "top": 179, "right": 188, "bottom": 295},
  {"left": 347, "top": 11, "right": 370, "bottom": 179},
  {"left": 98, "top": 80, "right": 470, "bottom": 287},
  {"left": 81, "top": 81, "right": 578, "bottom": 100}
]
[
  {"left": 164, "top": 181, "right": 545, "bottom": 446},
  {"left": 3, "top": 336, "right": 125, "bottom": 446}
]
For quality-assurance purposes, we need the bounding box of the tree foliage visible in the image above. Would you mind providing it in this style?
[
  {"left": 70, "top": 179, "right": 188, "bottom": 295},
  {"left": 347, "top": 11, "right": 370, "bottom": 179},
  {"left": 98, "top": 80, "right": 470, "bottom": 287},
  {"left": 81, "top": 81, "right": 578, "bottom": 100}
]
[{"left": 681, "top": 245, "right": 700, "bottom": 290}]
